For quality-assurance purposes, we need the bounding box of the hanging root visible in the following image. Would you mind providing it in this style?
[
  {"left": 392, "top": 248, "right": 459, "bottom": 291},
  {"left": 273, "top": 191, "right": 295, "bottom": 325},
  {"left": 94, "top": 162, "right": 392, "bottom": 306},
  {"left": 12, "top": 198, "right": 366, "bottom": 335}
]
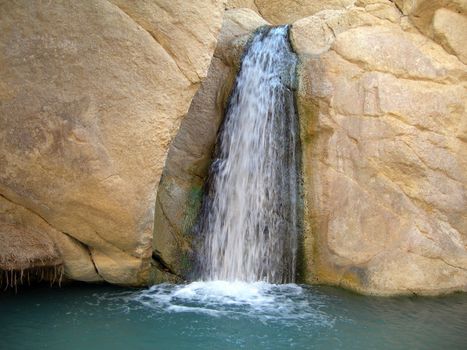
[{"left": 0, "top": 265, "right": 64, "bottom": 291}]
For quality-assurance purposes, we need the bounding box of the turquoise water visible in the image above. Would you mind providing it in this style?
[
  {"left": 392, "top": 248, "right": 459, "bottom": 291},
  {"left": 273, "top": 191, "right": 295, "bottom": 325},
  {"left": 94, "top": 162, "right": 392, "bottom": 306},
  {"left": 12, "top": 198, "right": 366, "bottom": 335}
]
[{"left": 1, "top": 281, "right": 466, "bottom": 350}]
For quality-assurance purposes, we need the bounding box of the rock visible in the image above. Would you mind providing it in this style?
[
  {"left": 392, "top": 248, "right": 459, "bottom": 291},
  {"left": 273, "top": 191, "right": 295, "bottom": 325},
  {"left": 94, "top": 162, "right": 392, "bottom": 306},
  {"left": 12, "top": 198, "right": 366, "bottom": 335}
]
[
  {"left": 226, "top": 0, "right": 355, "bottom": 24},
  {"left": 0, "top": 194, "right": 100, "bottom": 282},
  {"left": 292, "top": 1, "right": 467, "bottom": 295},
  {"left": 291, "top": 7, "right": 379, "bottom": 56},
  {"left": 108, "top": 0, "right": 223, "bottom": 83},
  {"left": 153, "top": 1, "right": 467, "bottom": 294},
  {"left": 255, "top": 0, "right": 356, "bottom": 24},
  {"left": 152, "top": 57, "right": 231, "bottom": 277},
  {"left": 433, "top": 8, "right": 467, "bottom": 64},
  {"left": 394, "top": 1, "right": 467, "bottom": 61},
  {"left": 0, "top": 222, "right": 64, "bottom": 289},
  {"left": 356, "top": 0, "right": 402, "bottom": 23},
  {"left": 0, "top": 222, "right": 62, "bottom": 271},
  {"left": 215, "top": 8, "right": 270, "bottom": 65},
  {"left": 394, "top": 0, "right": 467, "bottom": 23},
  {"left": 153, "top": 8, "right": 268, "bottom": 277},
  {"left": 332, "top": 26, "right": 454, "bottom": 80},
  {"left": 2, "top": 0, "right": 465, "bottom": 295},
  {"left": 0, "top": 0, "right": 223, "bottom": 285},
  {"left": 225, "top": 0, "right": 260, "bottom": 13}
]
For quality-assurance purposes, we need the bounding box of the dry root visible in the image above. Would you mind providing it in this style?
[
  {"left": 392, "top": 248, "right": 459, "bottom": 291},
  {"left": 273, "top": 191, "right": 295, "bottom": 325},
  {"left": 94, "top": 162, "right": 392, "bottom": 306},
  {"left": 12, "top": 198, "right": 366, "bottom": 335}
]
[{"left": 0, "top": 265, "right": 64, "bottom": 292}]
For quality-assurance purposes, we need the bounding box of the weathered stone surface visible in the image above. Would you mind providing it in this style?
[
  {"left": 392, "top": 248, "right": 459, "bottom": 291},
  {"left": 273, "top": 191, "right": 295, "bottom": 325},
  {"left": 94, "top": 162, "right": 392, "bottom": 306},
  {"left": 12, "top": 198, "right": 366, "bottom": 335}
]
[
  {"left": 394, "top": 0, "right": 467, "bottom": 28},
  {"left": 225, "top": 0, "right": 260, "bottom": 13},
  {"left": 226, "top": 0, "right": 356, "bottom": 24},
  {"left": 152, "top": 1, "right": 466, "bottom": 294},
  {"left": 2, "top": 0, "right": 465, "bottom": 295},
  {"left": 0, "top": 222, "right": 62, "bottom": 271},
  {"left": 291, "top": 7, "right": 380, "bottom": 56},
  {"left": 292, "top": 1, "right": 467, "bottom": 295},
  {"left": 109, "top": 0, "right": 223, "bottom": 83},
  {"left": 255, "top": 0, "right": 355, "bottom": 24},
  {"left": 433, "top": 8, "right": 467, "bottom": 64},
  {"left": 152, "top": 58, "right": 230, "bottom": 278},
  {"left": 153, "top": 8, "right": 268, "bottom": 278},
  {"left": 356, "top": 0, "right": 402, "bottom": 23},
  {"left": 0, "top": 0, "right": 223, "bottom": 285},
  {"left": 215, "top": 8, "right": 270, "bottom": 65},
  {"left": 332, "top": 26, "right": 461, "bottom": 81},
  {"left": 394, "top": 0, "right": 467, "bottom": 63},
  {"left": 0, "top": 195, "right": 100, "bottom": 282}
]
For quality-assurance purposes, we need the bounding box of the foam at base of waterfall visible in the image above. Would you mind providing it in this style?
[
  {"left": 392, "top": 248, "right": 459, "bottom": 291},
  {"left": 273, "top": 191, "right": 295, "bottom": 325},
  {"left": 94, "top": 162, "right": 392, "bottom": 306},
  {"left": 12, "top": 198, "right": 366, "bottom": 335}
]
[{"left": 128, "top": 281, "right": 334, "bottom": 326}]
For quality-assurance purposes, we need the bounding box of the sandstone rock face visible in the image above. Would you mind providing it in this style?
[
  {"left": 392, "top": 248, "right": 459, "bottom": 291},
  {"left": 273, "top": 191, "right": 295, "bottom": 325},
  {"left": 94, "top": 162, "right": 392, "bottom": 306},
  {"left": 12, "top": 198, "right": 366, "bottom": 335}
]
[
  {"left": 394, "top": 0, "right": 467, "bottom": 63},
  {"left": 152, "top": 1, "right": 467, "bottom": 294},
  {"left": 2, "top": 0, "right": 465, "bottom": 295},
  {"left": 0, "top": 0, "right": 223, "bottom": 285},
  {"left": 292, "top": 0, "right": 467, "bottom": 295},
  {"left": 225, "top": 0, "right": 260, "bottom": 13},
  {"left": 152, "top": 9, "right": 269, "bottom": 279},
  {"left": 432, "top": 8, "right": 467, "bottom": 64},
  {"left": 255, "top": 0, "right": 356, "bottom": 24},
  {"left": 226, "top": 0, "right": 355, "bottom": 24},
  {"left": 0, "top": 195, "right": 101, "bottom": 282}
]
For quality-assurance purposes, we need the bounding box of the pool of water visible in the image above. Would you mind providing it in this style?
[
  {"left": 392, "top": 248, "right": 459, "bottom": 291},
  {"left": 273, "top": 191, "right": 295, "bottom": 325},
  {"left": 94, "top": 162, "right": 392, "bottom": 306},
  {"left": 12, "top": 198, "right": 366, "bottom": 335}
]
[{"left": 1, "top": 282, "right": 466, "bottom": 349}]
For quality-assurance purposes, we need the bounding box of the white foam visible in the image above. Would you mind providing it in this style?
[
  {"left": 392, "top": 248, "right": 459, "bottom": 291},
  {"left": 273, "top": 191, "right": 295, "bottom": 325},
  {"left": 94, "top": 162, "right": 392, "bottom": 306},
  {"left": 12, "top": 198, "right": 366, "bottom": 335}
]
[{"left": 128, "top": 281, "right": 335, "bottom": 327}]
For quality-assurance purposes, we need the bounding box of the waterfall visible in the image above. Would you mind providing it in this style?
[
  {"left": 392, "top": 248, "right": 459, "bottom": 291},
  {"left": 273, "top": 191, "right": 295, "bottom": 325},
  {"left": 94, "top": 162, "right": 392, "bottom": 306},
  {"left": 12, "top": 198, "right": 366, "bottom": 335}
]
[{"left": 195, "top": 26, "right": 300, "bottom": 283}]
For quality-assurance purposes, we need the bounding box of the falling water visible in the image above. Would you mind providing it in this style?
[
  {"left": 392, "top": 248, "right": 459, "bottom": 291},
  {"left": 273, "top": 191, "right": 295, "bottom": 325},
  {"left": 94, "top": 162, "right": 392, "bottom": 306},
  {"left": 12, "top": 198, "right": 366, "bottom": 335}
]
[{"left": 195, "top": 26, "right": 300, "bottom": 283}]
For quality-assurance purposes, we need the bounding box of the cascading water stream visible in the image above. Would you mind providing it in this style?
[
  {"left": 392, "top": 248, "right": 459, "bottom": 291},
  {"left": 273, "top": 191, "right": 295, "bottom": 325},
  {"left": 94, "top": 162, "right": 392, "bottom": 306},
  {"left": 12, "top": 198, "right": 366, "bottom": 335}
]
[{"left": 195, "top": 26, "right": 300, "bottom": 283}]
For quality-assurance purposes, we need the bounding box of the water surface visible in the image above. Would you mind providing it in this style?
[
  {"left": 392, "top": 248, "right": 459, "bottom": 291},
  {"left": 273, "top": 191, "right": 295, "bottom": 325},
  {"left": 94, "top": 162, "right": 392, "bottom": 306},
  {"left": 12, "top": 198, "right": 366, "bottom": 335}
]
[{"left": 1, "top": 282, "right": 466, "bottom": 349}]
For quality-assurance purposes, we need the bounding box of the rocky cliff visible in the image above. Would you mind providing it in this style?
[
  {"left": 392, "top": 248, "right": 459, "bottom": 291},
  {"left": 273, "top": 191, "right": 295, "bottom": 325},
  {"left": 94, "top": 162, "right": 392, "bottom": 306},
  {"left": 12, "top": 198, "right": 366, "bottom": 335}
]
[
  {"left": 1, "top": 0, "right": 466, "bottom": 295},
  {"left": 0, "top": 0, "right": 223, "bottom": 285},
  {"left": 292, "top": 0, "right": 467, "bottom": 295},
  {"left": 156, "top": 0, "right": 466, "bottom": 295}
]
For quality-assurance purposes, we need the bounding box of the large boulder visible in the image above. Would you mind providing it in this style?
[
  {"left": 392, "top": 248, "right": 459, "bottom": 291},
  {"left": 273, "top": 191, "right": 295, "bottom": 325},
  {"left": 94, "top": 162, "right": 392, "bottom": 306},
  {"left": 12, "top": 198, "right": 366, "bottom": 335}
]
[
  {"left": 0, "top": 0, "right": 223, "bottom": 285},
  {"left": 292, "top": 1, "right": 467, "bottom": 295}
]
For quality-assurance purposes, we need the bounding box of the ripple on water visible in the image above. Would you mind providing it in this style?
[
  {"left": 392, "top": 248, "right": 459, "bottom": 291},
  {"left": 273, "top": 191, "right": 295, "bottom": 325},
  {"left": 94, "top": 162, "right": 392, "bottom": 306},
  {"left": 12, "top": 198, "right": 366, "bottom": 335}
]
[{"left": 2, "top": 283, "right": 466, "bottom": 350}]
